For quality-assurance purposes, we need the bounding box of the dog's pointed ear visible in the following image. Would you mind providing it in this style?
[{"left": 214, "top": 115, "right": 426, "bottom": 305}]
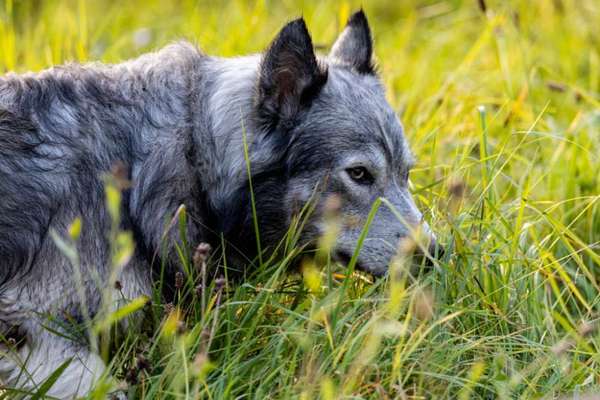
[
  {"left": 257, "top": 18, "right": 327, "bottom": 129},
  {"left": 329, "top": 10, "right": 374, "bottom": 74}
]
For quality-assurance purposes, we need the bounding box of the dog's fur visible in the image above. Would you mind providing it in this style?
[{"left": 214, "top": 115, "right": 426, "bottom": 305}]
[{"left": 0, "top": 11, "right": 436, "bottom": 398}]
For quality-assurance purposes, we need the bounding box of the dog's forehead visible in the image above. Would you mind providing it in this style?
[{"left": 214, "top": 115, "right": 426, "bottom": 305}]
[{"left": 304, "top": 65, "right": 410, "bottom": 168}]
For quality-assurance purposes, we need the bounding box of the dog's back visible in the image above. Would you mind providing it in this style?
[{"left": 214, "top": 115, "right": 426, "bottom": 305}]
[
  {"left": 0, "top": 42, "right": 203, "bottom": 397},
  {"left": 0, "top": 43, "right": 199, "bottom": 281}
]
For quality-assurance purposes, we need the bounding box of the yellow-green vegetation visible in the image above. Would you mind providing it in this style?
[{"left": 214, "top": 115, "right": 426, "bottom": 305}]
[{"left": 1, "top": 0, "right": 599, "bottom": 398}]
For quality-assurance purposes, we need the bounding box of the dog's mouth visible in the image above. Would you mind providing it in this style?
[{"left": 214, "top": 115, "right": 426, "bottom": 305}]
[
  {"left": 333, "top": 250, "right": 382, "bottom": 276},
  {"left": 334, "top": 250, "right": 353, "bottom": 266},
  {"left": 333, "top": 247, "right": 440, "bottom": 278}
]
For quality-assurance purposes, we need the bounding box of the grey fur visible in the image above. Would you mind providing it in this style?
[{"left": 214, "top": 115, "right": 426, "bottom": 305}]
[{"left": 0, "top": 11, "right": 437, "bottom": 398}]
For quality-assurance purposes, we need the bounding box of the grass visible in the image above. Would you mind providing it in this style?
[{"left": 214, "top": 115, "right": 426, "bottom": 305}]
[{"left": 1, "top": 0, "right": 599, "bottom": 398}]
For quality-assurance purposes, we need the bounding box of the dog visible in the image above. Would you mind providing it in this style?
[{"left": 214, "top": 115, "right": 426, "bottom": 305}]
[{"left": 0, "top": 10, "right": 438, "bottom": 398}]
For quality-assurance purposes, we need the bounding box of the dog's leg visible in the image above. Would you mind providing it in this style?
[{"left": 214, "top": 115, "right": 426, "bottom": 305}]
[
  {"left": 0, "top": 326, "right": 107, "bottom": 399},
  {"left": 0, "top": 247, "right": 152, "bottom": 399}
]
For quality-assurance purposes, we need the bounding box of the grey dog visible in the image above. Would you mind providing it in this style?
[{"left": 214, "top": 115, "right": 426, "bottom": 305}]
[{"left": 0, "top": 10, "right": 438, "bottom": 398}]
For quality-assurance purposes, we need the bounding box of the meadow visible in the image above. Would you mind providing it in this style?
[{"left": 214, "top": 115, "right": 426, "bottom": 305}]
[{"left": 1, "top": 0, "right": 599, "bottom": 398}]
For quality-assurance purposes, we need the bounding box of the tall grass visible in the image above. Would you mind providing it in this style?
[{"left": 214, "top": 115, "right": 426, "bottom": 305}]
[{"left": 1, "top": 0, "right": 599, "bottom": 398}]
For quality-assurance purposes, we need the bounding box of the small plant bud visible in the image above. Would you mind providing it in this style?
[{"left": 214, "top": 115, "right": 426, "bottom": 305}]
[
  {"left": 110, "top": 161, "right": 131, "bottom": 190},
  {"left": 125, "top": 366, "right": 138, "bottom": 385},
  {"left": 324, "top": 194, "right": 342, "bottom": 217},
  {"left": 163, "top": 302, "right": 174, "bottom": 317},
  {"left": 136, "top": 354, "right": 151, "bottom": 372},
  {"left": 214, "top": 276, "right": 226, "bottom": 291},
  {"left": 398, "top": 236, "right": 417, "bottom": 255},
  {"left": 174, "top": 271, "right": 184, "bottom": 290},
  {"left": 578, "top": 321, "right": 596, "bottom": 337},
  {"left": 193, "top": 242, "right": 212, "bottom": 267},
  {"left": 193, "top": 352, "right": 209, "bottom": 368},
  {"left": 448, "top": 179, "right": 466, "bottom": 199},
  {"left": 143, "top": 298, "right": 153, "bottom": 312},
  {"left": 551, "top": 339, "right": 571, "bottom": 356},
  {"left": 414, "top": 289, "right": 435, "bottom": 321},
  {"left": 192, "top": 352, "right": 215, "bottom": 379},
  {"left": 546, "top": 80, "right": 566, "bottom": 93},
  {"left": 201, "top": 329, "right": 210, "bottom": 342},
  {"left": 176, "top": 320, "right": 187, "bottom": 335}
]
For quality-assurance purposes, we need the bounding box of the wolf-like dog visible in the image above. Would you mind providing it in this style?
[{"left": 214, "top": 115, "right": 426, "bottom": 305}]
[{"left": 0, "top": 10, "right": 438, "bottom": 398}]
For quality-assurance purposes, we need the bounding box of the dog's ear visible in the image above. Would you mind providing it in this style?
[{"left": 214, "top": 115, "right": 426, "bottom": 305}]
[
  {"left": 329, "top": 10, "right": 374, "bottom": 74},
  {"left": 257, "top": 18, "right": 327, "bottom": 130}
]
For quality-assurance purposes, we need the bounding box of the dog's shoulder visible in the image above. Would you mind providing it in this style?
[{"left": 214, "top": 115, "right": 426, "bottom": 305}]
[
  {"left": 0, "top": 108, "right": 39, "bottom": 153},
  {"left": 122, "top": 40, "right": 204, "bottom": 79}
]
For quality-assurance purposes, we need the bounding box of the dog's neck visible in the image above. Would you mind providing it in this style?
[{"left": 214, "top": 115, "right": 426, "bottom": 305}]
[
  {"left": 190, "top": 54, "right": 288, "bottom": 214},
  {"left": 191, "top": 55, "right": 261, "bottom": 205},
  {"left": 129, "top": 46, "right": 288, "bottom": 265},
  {"left": 186, "top": 54, "right": 291, "bottom": 253}
]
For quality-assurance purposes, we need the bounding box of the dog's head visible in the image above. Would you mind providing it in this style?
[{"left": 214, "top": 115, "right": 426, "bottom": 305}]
[{"left": 245, "top": 11, "right": 439, "bottom": 276}]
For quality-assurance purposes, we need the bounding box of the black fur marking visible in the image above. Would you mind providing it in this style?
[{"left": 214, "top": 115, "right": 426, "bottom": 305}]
[
  {"left": 0, "top": 109, "right": 55, "bottom": 286},
  {"left": 256, "top": 18, "right": 328, "bottom": 131},
  {"left": 330, "top": 10, "right": 375, "bottom": 75}
]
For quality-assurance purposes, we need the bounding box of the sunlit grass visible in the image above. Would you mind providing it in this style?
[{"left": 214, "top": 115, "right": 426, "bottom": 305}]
[{"left": 0, "top": 0, "right": 599, "bottom": 398}]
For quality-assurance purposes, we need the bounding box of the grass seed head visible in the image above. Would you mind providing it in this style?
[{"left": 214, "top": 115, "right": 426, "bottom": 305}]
[
  {"left": 324, "top": 194, "right": 341, "bottom": 217},
  {"left": 163, "top": 302, "right": 174, "bottom": 317},
  {"left": 194, "top": 242, "right": 212, "bottom": 268},
  {"left": 174, "top": 271, "right": 184, "bottom": 290},
  {"left": 214, "top": 276, "right": 226, "bottom": 291}
]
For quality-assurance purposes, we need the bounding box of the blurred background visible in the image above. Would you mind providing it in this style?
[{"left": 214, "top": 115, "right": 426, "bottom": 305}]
[{"left": 1, "top": 0, "right": 596, "bottom": 206}]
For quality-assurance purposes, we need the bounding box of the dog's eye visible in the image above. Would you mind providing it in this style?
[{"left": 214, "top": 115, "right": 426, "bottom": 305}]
[{"left": 346, "top": 167, "right": 373, "bottom": 185}]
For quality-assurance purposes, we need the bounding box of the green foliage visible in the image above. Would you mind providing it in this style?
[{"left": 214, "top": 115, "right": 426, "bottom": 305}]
[{"left": 1, "top": 0, "right": 599, "bottom": 398}]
